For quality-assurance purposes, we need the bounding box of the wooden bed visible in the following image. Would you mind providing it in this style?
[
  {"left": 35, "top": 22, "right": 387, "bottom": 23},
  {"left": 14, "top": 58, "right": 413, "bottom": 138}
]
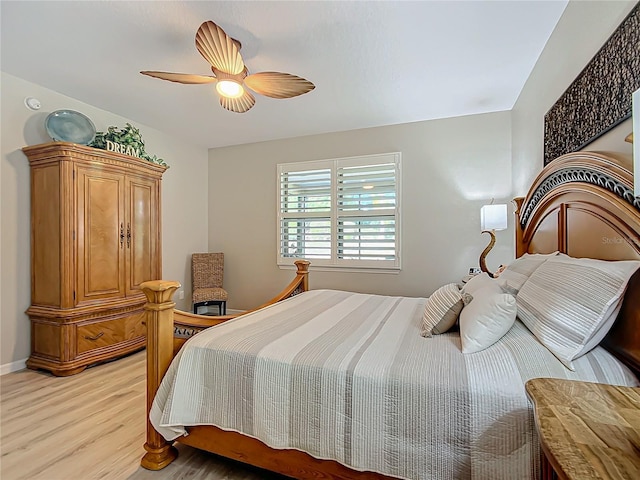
[{"left": 139, "top": 151, "right": 640, "bottom": 479}]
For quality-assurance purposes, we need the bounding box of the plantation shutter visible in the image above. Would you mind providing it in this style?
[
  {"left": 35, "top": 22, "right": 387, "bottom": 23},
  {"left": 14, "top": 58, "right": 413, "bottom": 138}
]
[
  {"left": 337, "top": 161, "right": 397, "bottom": 261},
  {"left": 278, "top": 153, "right": 400, "bottom": 269},
  {"left": 279, "top": 167, "right": 332, "bottom": 259}
]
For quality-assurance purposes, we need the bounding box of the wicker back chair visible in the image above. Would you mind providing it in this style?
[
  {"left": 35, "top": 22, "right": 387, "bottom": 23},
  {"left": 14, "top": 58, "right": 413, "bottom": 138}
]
[{"left": 191, "top": 253, "right": 228, "bottom": 315}]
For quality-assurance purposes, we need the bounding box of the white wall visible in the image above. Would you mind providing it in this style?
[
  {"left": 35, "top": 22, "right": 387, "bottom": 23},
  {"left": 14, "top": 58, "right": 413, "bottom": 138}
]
[
  {"left": 512, "top": 1, "right": 636, "bottom": 195},
  {"left": 208, "top": 112, "right": 514, "bottom": 309},
  {"left": 0, "top": 72, "right": 209, "bottom": 369}
]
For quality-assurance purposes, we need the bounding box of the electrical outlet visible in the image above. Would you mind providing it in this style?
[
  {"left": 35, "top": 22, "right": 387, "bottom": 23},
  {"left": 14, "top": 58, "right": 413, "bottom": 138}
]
[{"left": 178, "top": 290, "right": 185, "bottom": 300}]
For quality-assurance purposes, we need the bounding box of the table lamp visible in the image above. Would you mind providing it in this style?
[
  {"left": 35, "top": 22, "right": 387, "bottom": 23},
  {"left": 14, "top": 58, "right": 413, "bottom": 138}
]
[{"left": 479, "top": 203, "right": 507, "bottom": 278}]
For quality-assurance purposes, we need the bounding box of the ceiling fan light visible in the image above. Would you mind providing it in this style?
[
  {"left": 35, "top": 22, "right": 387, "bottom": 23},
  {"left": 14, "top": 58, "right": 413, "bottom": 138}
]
[{"left": 216, "top": 80, "right": 244, "bottom": 98}]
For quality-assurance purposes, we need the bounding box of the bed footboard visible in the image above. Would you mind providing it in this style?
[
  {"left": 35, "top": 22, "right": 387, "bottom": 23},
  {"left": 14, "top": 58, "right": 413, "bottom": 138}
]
[
  {"left": 140, "top": 260, "right": 310, "bottom": 470},
  {"left": 171, "top": 260, "right": 310, "bottom": 352}
]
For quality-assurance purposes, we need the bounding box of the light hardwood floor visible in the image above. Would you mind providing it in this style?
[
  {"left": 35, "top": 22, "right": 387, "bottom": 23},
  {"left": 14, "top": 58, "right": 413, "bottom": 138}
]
[{"left": 1, "top": 351, "right": 289, "bottom": 480}]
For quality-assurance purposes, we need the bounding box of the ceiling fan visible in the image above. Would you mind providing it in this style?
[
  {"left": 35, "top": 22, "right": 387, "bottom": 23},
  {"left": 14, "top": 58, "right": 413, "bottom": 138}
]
[{"left": 141, "top": 21, "right": 315, "bottom": 113}]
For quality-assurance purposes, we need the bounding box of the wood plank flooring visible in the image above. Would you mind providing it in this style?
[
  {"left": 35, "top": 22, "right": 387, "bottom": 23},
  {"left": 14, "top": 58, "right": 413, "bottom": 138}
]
[{"left": 0, "top": 351, "right": 289, "bottom": 480}]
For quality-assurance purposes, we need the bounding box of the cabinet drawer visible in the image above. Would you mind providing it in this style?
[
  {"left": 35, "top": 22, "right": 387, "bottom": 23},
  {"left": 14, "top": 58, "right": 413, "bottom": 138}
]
[
  {"left": 77, "top": 313, "right": 145, "bottom": 353},
  {"left": 124, "top": 312, "right": 146, "bottom": 339},
  {"left": 77, "top": 318, "right": 124, "bottom": 353}
]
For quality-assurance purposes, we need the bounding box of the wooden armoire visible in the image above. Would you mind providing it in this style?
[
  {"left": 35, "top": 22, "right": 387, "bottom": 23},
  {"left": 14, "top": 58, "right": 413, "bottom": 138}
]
[{"left": 23, "top": 142, "right": 167, "bottom": 376}]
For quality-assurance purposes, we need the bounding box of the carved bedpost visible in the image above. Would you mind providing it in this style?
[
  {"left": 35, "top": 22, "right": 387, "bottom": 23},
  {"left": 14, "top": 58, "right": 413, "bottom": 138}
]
[
  {"left": 140, "top": 280, "right": 181, "bottom": 470},
  {"left": 513, "top": 197, "right": 525, "bottom": 258},
  {"left": 294, "top": 260, "right": 310, "bottom": 292}
]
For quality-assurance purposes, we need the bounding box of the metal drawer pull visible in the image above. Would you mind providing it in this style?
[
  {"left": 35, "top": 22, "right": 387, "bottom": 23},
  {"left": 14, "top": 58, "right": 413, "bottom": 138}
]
[
  {"left": 120, "top": 223, "right": 124, "bottom": 248},
  {"left": 126, "top": 223, "right": 131, "bottom": 248},
  {"left": 84, "top": 332, "right": 104, "bottom": 341}
]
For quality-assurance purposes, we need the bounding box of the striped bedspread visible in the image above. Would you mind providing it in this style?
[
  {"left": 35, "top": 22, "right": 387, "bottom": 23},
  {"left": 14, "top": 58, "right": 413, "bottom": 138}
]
[{"left": 151, "top": 289, "right": 638, "bottom": 479}]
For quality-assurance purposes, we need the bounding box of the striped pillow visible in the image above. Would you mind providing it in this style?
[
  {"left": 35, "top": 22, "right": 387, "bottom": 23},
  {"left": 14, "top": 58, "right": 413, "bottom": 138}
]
[
  {"left": 421, "top": 283, "right": 463, "bottom": 337},
  {"left": 497, "top": 252, "right": 558, "bottom": 293},
  {"left": 516, "top": 255, "right": 640, "bottom": 370}
]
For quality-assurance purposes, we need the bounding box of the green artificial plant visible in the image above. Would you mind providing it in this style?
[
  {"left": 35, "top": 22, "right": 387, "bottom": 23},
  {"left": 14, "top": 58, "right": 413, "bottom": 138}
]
[{"left": 90, "top": 123, "right": 167, "bottom": 166}]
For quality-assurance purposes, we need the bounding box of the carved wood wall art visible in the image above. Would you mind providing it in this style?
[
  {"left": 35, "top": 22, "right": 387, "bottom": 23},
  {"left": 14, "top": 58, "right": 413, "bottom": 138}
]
[{"left": 543, "top": 3, "right": 640, "bottom": 165}]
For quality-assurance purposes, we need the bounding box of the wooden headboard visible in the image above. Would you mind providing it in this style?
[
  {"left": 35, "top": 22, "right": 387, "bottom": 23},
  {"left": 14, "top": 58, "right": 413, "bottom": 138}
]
[{"left": 514, "top": 151, "right": 640, "bottom": 377}]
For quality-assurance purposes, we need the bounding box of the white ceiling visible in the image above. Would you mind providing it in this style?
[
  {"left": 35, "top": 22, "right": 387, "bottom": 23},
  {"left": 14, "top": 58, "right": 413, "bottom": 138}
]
[{"left": 1, "top": 1, "right": 568, "bottom": 149}]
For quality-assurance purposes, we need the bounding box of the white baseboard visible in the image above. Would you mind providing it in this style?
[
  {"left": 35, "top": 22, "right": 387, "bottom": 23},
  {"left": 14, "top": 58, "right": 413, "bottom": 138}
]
[
  {"left": 194, "top": 307, "right": 244, "bottom": 316},
  {"left": 1, "top": 358, "right": 27, "bottom": 376}
]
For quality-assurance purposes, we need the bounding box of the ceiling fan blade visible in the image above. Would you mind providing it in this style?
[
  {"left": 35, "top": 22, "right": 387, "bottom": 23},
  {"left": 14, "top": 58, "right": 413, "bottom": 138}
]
[
  {"left": 140, "top": 71, "right": 217, "bottom": 84},
  {"left": 219, "top": 90, "right": 256, "bottom": 113},
  {"left": 195, "top": 21, "right": 245, "bottom": 75},
  {"left": 244, "top": 72, "right": 315, "bottom": 99}
]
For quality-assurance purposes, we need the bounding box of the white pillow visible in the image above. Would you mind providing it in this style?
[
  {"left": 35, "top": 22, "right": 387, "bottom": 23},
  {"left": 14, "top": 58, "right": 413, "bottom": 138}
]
[
  {"left": 421, "top": 283, "right": 464, "bottom": 337},
  {"left": 461, "top": 272, "right": 501, "bottom": 296},
  {"left": 459, "top": 285, "right": 517, "bottom": 354},
  {"left": 497, "top": 252, "right": 559, "bottom": 293},
  {"left": 516, "top": 255, "right": 640, "bottom": 370}
]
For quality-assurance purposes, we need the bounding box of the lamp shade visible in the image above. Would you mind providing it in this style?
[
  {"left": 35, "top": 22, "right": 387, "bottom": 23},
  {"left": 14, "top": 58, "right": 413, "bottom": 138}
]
[{"left": 481, "top": 204, "right": 507, "bottom": 231}]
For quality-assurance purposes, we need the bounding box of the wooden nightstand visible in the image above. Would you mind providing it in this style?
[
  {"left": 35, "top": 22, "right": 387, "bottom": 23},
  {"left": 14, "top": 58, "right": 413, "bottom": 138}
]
[{"left": 525, "top": 378, "right": 640, "bottom": 480}]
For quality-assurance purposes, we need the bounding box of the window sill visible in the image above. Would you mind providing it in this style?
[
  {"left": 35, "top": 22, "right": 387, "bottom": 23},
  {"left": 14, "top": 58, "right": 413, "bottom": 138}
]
[{"left": 278, "top": 264, "right": 400, "bottom": 275}]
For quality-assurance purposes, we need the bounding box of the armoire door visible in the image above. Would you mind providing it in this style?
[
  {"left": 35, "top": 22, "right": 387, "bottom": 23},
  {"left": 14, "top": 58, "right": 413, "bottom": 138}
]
[
  {"left": 76, "top": 166, "right": 127, "bottom": 304},
  {"left": 125, "top": 175, "right": 159, "bottom": 295}
]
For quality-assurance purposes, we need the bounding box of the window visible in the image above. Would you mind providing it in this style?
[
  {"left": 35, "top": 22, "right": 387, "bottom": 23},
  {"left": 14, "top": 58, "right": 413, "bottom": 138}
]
[{"left": 278, "top": 152, "right": 401, "bottom": 271}]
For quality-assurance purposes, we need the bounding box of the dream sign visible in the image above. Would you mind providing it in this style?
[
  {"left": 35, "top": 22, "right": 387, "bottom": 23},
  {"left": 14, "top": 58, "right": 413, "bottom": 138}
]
[{"left": 105, "top": 140, "right": 140, "bottom": 158}]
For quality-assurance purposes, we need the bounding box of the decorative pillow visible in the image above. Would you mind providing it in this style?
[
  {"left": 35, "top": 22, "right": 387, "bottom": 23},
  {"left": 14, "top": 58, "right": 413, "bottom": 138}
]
[
  {"left": 516, "top": 255, "right": 640, "bottom": 370},
  {"left": 497, "top": 252, "right": 559, "bottom": 294},
  {"left": 421, "top": 283, "right": 464, "bottom": 337},
  {"left": 459, "top": 285, "right": 517, "bottom": 354},
  {"left": 461, "top": 272, "right": 501, "bottom": 296},
  {"left": 500, "top": 282, "right": 519, "bottom": 297}
]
